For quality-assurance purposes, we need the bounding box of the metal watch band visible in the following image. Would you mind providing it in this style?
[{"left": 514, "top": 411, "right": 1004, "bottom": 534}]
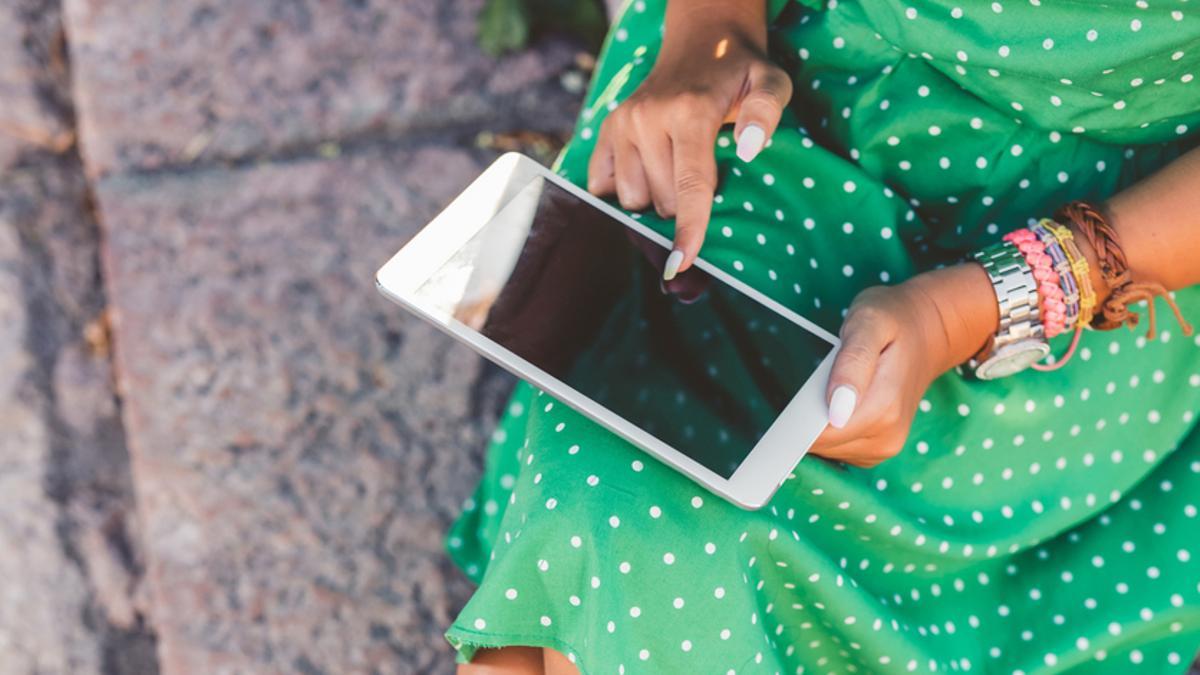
[{"left": 967, "top": 239, "right": 1044, "bottom": 367}]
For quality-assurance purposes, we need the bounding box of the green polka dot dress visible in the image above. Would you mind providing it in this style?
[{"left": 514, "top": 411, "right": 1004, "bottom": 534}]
[{"left": 444, "top": 0, "right": 1200, "bottom": 671}]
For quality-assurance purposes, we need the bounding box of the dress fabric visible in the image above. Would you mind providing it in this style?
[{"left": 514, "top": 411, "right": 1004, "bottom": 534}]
[{"left": 443, "top": 0, "right": 1200, "bottom": 672}]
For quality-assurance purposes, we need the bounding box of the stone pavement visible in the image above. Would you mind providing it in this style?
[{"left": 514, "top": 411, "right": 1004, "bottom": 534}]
[{"left": 1, "top": 0, "right": 587, "bottom": 672}]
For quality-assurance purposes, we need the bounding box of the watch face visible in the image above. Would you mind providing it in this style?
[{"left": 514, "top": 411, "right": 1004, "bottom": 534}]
[{"left": 976, "top": 341, "right": 1051, "bottom": 380}]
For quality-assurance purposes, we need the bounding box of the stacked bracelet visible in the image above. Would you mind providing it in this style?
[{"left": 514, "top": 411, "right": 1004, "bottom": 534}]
[
  {"left": 1027, "top": 219, "right": 1093, "bottom": 371},
  {"left": 966, "top": 200, "right": 1194, "bottom": 378},
  {"left": 1029, "top": 219, "right": 1080, "bottom": 330},
  {"left": 1044, "top": 220, "right": 1098, "bottom": 329},
  {"left": 1002, "top": 228, "right": 1068, "bottom": 338}
]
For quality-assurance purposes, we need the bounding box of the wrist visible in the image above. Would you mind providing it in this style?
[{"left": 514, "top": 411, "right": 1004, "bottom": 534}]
[{"left": 903, "top": 263, "right": 1000, "bottom": 373}]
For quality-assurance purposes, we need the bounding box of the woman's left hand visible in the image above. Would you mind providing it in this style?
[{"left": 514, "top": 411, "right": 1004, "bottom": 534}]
[{"left": 810, "top": 263, "right": 999, "bottom": 467}]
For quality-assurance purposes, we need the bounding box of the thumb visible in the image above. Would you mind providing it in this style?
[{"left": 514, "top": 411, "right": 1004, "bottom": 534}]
[
  {"left": 732, "top": 60, "right": 793, "bottom": 163},
  {"left": 827, "top": 307, "right": 894, "bottom": 429}
]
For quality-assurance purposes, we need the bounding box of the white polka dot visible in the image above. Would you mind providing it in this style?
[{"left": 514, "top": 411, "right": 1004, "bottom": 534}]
[{"left": 474, "top": 618, "right": 487, "bottom": 629}]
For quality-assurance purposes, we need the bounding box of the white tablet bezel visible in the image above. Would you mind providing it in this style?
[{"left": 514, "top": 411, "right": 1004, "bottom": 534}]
[{"left": 376, "top": 152, "right": 841, "bottom": 509}]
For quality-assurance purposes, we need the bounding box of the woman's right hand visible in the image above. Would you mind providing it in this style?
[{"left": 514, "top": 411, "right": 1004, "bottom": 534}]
[{"left": 586, "top": 2, "right": 793, "bottom": 281}]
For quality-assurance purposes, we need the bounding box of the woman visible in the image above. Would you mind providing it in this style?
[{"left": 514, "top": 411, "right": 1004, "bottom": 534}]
[{"left": 446, "top": 0, "right": 1200, "bottom": 671}]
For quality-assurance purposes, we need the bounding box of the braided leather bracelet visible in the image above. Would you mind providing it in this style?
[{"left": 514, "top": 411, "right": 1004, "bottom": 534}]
[{"left": 1054, "top": 200, "right": 1194, "bottom": 340}]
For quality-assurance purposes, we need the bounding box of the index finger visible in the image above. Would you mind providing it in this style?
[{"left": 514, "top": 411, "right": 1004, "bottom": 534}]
[{"left": 663, "top": 121, "right": 719, "bottom": 279}]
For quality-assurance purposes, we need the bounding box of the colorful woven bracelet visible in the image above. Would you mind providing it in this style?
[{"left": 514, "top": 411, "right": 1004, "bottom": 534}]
[
  {"left": 1002, "top": 227, "right": 1068, "bottom": 339},
  {"left": 1046, "top": 220, "right": 1097, "bottom": 329},
  {"left": 1030, "top": 219, "right": 1080, "bottom": 330}
]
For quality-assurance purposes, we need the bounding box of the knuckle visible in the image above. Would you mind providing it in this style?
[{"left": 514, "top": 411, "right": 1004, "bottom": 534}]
[
  {"left": 847, "top": 303, "right": 887, "bottom": 327},
  {"left": 835, "top": 343, "right": 876, "bottom": 370},
  {"left": 853, "top": 285, "right": 892, "bottom": 307},
  {"left": 674, "top": 91, "right": 721, "bottom": 117},
  {"left": 618, "top": 190, "right": 649, "bottom": 210},
  {"left": 757, "top": 62, "right": 794, "bottom": 98},
  {"left": 675, "top": 169, "right": 714, "bottom": 196}
]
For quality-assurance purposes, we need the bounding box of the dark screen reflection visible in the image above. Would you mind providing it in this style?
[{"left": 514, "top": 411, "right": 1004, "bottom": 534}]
[{"left": 417, "top": 177, "right": 832, "bottom": 478}]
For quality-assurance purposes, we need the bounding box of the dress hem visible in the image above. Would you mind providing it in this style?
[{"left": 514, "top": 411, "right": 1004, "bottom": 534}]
[{"left": 444, "top": 625, "right": 592, "bottom": 675}]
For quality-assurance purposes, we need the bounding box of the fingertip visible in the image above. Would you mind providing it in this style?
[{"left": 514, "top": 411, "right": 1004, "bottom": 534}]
[
  {"left": 662, "top": 249, "right": 684, "bottom": 281},
  {"left": 736, "top": 124, "right": 766, "bottom": 162},
  {"left": 827, "top": 384, "right": 857, "bottom": 428}
]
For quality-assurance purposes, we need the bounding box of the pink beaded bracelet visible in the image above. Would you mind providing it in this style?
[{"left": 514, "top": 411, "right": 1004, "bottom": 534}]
[{"left": 1002, "top": 227, "right": 1068, "bottom": 338}]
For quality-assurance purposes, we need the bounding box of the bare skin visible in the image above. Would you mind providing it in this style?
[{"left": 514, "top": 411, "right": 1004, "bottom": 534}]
[{"left": 456, "top": 0, "right": 1200, "bottom": 670}]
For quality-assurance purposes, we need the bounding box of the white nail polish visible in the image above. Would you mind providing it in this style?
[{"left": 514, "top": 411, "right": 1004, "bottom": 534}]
[
  {"left": 662, "top": 249, "right": 684, "bottom": 281},
  {"left": 736, "top": 124, "right": 766, "bottom": 162},
  {"left": 828, "top": 385, "right": 857, "bottom": 428}
]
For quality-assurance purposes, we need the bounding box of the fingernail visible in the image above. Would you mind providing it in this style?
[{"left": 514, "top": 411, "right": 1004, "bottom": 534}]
[
  {"left": 662, "top": 249, "right": 684, "bottom": 281},
  {"left": 828, "top": 385, "right": 857, "bottom": 428},
  {"left": 736, "top": 124, "right": 765, "bottom": 162}
]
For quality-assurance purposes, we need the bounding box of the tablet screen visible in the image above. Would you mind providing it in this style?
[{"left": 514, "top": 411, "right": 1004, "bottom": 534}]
[{"left": 414, "top": 176, "right": 833, "bottom": 478}]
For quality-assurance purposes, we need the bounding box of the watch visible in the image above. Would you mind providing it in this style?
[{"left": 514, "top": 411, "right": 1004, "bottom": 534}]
[{"left": 963, "top": 239, "right": 1050, "bottom": 380}]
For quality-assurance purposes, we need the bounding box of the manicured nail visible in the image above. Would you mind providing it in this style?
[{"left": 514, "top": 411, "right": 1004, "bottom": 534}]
[
  {"left": 736, "top": 124, "right": 765, "bottom": 162},
  {"left": 662, "top": 249, "right": 684, "bottom": 281},
  {"left": 828, "top": 385, "right": 857, "bottom": 428}
]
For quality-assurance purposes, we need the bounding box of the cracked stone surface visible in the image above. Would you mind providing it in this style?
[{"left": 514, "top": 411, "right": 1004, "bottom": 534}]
[
  {"left": 92, "top": 144, "right": 522, "bottom": 673},
  {"left": 0, "top": 1, "right": 157, "bottom": 673},
  {"left": 64, "top": 0, "right": 581, "bottom": 178},
  {"left": 0, "top": 154, "right": 158, "bottom": 674}
]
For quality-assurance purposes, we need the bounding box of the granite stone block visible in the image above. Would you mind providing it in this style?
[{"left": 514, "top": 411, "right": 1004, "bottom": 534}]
[{"left": 63, "top": 0, "right": 582, "bottom": 177}]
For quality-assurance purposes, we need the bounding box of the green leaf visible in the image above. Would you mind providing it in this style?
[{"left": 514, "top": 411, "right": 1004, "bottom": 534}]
[{"left": 478, "top": 0, "right": 532, "bottom": 56}]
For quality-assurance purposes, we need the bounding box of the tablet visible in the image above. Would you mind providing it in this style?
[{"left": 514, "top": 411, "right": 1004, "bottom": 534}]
[{"left": 376, "top": 153, "right": 840, "bottom": 509}]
